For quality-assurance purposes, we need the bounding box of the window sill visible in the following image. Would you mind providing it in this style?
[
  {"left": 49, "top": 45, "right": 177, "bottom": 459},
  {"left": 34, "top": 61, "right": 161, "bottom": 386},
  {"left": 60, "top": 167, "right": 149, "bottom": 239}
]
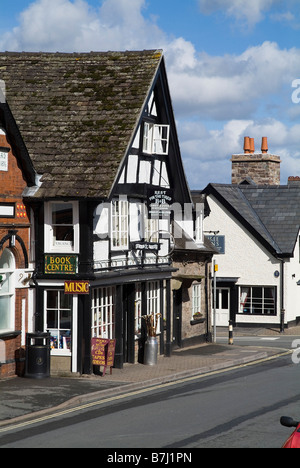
[
  {"left": 50, "top": 351, "right": 71, "bottom": 357},
  {"left": 190, "top": 319, "right": 205, "bottom": 325},
  {"left": 0, "top": 330, "right": 21, "bottom": 339}
]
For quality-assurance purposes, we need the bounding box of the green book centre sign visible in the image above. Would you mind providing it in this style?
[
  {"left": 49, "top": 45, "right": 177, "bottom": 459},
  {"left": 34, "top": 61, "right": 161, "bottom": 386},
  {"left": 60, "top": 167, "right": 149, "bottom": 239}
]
[{"left": 44, "top": 255, "right": 78, "bottom": 275}]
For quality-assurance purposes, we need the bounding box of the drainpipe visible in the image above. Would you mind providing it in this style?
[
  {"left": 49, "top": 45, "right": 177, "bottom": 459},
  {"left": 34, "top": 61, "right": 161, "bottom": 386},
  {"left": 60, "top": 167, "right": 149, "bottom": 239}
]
[
  {"left": 280, "top": 258, "right": 285, "bottom": 333},
  {"left": 204, "top": 259, "right": 211, "bottom": 342}
]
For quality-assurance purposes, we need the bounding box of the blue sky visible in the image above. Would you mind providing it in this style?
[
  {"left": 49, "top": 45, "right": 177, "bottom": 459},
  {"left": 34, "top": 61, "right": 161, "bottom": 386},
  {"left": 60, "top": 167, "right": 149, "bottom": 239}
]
[{"left": 2, "top": 0, "right": 300, "bottom": 189}]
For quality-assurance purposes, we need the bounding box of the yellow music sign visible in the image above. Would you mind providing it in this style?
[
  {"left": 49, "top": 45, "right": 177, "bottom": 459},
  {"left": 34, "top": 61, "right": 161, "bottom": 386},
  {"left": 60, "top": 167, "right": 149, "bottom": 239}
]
[{"left": 64, "top": 280, "right": 90, "bottom": 295}]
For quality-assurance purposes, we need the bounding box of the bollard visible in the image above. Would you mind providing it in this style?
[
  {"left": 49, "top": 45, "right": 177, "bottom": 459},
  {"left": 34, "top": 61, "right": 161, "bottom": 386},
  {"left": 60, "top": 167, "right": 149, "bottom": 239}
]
[{"left": 228, "top": 320, "right": 234, "bottom": 345}]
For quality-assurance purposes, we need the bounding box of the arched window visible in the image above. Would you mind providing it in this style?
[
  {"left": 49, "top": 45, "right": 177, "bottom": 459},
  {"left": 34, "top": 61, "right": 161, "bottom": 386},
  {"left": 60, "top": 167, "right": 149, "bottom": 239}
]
[{"left": 0, "top": 249, "right": 15, "bottom": 332}]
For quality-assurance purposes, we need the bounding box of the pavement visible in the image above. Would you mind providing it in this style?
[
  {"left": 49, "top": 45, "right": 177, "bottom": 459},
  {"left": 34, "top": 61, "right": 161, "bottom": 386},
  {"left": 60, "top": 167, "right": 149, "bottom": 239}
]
[{"left": 0, "top": 325, "right": 299, "bottom": 428}]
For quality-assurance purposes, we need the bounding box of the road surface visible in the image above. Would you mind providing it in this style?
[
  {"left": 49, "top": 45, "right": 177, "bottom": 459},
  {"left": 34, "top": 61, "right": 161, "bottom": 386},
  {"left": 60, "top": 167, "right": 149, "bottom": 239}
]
[{"left": 0, "top": 352, "right": 299, "bottom": 448}]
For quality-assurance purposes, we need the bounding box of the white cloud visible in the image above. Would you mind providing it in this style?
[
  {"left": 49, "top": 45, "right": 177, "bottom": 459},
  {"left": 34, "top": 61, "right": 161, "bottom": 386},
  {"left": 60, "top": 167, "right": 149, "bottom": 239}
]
[
  {"left": 166, "top": 41, "right": 300, "bottom": 123},
  {"left": 0, "top": 0, "right": 166, "bottom": 52},
  {"left": 179, "top": 117, "right": 300, "bottom": 188},
  {"left": 2, "top": 1, "right": 299, "bottom": 125},
  {"left": 198, "top": 0, "right": 282, "bottom": 28},
  {"left": 2, "top": 0, "right": 94, "bottom": 51},
  {"left": 1, "top": 0, "right": 300, "bottom": 189}
]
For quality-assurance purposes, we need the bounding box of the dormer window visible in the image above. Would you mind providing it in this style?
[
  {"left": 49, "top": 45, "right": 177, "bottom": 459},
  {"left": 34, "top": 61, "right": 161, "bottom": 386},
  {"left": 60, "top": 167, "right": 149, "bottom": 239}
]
[
  {"left": 143, "top": 123, "right": 170, "bottom": 155},
  {"left": 45, "top": 201, "right": 79, "bottom": 253}
]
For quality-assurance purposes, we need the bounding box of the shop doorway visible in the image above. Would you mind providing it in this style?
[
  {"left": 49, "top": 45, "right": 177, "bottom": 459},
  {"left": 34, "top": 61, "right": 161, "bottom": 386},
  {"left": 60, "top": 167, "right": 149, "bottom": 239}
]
[{"left": 214, "top": 288, "right": 230, "bottom": 327}]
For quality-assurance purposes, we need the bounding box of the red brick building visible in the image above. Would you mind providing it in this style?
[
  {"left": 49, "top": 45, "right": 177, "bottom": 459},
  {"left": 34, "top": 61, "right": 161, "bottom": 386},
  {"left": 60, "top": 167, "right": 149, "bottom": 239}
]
[{"left": 0, "top": 129, "right": 34, "bottom": 377}]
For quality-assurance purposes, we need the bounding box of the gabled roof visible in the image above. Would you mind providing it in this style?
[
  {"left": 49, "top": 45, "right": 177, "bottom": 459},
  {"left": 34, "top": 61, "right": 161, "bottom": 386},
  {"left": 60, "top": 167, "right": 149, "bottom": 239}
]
[
  {"left": 198, "top": 184, "right": 300, "bottom": 258},
  {"left": 0, "top": 50, "right": 163, "bottom": 198}
]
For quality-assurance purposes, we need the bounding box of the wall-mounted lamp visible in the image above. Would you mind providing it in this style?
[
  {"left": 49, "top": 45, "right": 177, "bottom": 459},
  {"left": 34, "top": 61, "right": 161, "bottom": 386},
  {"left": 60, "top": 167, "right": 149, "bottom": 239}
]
[{"left": 8, "top": 230, "right": 17, "bottom": 248}]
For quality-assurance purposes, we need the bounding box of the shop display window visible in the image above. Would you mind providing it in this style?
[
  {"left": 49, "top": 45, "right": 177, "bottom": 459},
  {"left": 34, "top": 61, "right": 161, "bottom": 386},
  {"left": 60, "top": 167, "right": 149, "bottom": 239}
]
[{"left": 45, "top": 290, "right": 72, "bottom": 354}]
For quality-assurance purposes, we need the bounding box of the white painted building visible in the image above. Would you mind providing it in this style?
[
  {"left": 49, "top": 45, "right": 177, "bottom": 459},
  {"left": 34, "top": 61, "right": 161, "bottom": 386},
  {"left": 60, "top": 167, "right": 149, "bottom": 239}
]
[{"left": 195, "top": 137, "right": 300, "bottom": 330}]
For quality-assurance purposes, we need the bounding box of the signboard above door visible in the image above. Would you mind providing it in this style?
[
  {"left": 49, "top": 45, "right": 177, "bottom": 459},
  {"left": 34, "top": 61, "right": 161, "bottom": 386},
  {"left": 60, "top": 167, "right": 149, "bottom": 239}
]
[{"left": 44, "top": 254, "right": 78, "bottom": 275}]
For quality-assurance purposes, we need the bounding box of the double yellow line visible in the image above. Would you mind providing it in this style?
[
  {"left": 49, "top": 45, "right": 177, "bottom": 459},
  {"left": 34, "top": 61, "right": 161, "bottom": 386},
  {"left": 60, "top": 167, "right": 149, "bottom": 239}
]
[{"left": 0, "top": 350, "right": 292, "bottom": 435}]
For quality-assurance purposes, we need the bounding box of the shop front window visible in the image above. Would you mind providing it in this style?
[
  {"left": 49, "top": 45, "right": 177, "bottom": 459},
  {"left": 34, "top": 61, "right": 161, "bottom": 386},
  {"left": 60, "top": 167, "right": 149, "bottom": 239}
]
[
  {"left": 45, "top": 290, "right": 72, "bottom": 354},
  {"left": 147, "top": 281, "right": 161, "bottom": 334},
  {"left": 239, "top": 286, "right": 276, "bottom": 315},
  {"left": 92, "top": 287, "right": 115, "bottom": 339},
  {"left": 134, "top": 282, "right": 161, "bottom": 338}
]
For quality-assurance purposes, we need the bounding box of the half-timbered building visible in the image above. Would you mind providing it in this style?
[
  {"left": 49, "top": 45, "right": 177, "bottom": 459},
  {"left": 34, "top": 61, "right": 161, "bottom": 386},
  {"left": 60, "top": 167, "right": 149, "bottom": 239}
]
[{"left": 0, "top": 50, "right": 213, "bottom": 377}]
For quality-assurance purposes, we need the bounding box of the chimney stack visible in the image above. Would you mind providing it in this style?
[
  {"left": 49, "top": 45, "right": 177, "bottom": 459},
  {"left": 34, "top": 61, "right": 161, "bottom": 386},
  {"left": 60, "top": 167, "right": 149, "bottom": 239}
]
[
  {"left": 288, "top": 176, "right": 300, "bottom": 186},
  {"left": 231, "top": 136, "right": 281, "bottom": 185}
]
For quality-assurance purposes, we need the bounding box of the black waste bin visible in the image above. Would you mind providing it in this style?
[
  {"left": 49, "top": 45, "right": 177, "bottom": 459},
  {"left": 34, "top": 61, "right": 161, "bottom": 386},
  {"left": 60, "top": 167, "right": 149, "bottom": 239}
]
[{"left": 25, "top": 332, "right": 51, "bottom": 379}]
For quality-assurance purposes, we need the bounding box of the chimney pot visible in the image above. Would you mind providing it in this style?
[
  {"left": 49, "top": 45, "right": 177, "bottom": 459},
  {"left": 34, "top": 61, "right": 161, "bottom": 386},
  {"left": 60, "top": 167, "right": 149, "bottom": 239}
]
[
  {"left": 244, "top": 136, "right": 250, "bottom": 153},
  {"left": 249, "top": 138, "right": 255, "bottom": 153},
  {"left": 288, "top": 176, "right": 300, "bottom": 186},
  {"left": 261, "top": 137, "right": 268, "bottom": 153}
]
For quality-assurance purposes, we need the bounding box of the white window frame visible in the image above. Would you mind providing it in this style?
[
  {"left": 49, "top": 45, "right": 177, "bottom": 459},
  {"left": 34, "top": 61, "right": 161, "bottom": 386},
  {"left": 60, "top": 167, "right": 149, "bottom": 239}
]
[
  {"left": 147, "top": 281, "right": 161, "bottom": 334},
  {"left": 0, "top": 249, "right": 15, "bottom": 333},
  {"left": 135, "top": 283, "right": 142, "bottom": 337},
  {"left": 192, "top": 283, "right": 202, "bottom": 320},
  {"left": 45, "top": 201, "right": 79, "bottom": 253},
  {"left": 239, "top": 286, "right": 276, "bottom": 315},
  {"left": 134, "top": 282, "right": 161, "bottom": 339},
  {"left": 44, "top": 289, "right": 72, "bottom": 356},
  {"left": 195, "top": 206, "right": 204, "bottom": 245},
  {"left": 92, "top": 287, "right": 116, "bottom": 339},
  {"left": 145, "top": 216, "right": 159, "bottom": 243},
  {"left": 143, "top": 123, "right": 170, "bottom": 155},
  {"left": 111, "top": 198, "right": 129, "bottom": 250}
]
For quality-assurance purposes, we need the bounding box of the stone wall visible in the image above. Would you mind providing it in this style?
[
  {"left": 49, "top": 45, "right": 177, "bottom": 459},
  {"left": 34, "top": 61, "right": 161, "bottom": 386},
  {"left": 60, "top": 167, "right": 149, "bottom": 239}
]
[{"left": 231, "top": 153, "right": 281, "bottom": 185}]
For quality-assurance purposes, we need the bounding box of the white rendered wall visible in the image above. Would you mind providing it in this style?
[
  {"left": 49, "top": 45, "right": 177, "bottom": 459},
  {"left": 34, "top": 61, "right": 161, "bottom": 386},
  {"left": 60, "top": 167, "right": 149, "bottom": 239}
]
[{"left": 205, "top": 195, "right": 282, "bottom": 325}]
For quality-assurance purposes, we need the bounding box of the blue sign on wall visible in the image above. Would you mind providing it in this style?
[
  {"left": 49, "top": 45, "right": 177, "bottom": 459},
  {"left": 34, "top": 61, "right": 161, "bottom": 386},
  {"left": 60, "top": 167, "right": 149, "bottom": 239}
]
[{"left": 207, "top": 235, "right": 225, "bottom": 254}]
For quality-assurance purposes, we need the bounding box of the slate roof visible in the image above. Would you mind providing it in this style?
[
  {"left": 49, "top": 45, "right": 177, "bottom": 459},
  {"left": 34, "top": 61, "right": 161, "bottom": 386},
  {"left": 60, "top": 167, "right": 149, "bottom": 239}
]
[
  {"left": 0, "top": 50, "right": 163, "bottom": 198},
  {"left": 197, "top": 184, "right": 300, "bottom": 257}
]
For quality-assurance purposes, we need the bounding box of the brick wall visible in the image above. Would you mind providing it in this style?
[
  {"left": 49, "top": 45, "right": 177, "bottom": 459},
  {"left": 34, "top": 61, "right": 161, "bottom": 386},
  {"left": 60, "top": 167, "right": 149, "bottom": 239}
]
[{"left": 0, "top": 131, "right": 31, "bottom": 378}]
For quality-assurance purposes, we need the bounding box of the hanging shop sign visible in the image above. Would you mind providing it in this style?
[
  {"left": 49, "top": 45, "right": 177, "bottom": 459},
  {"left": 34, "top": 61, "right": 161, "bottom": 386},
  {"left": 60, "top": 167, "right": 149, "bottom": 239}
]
[
  {"left": 147, "top": 188, "right": 173, "bottom": 218},
  {"left": 64, "top": 280, "right": 90, "bottom": 295},
  {"left": 207, "top": 235, "right": 225, "bottom": 254},
  {"left": 44, "top": 254, "right": 78, "bottom": 275}
]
